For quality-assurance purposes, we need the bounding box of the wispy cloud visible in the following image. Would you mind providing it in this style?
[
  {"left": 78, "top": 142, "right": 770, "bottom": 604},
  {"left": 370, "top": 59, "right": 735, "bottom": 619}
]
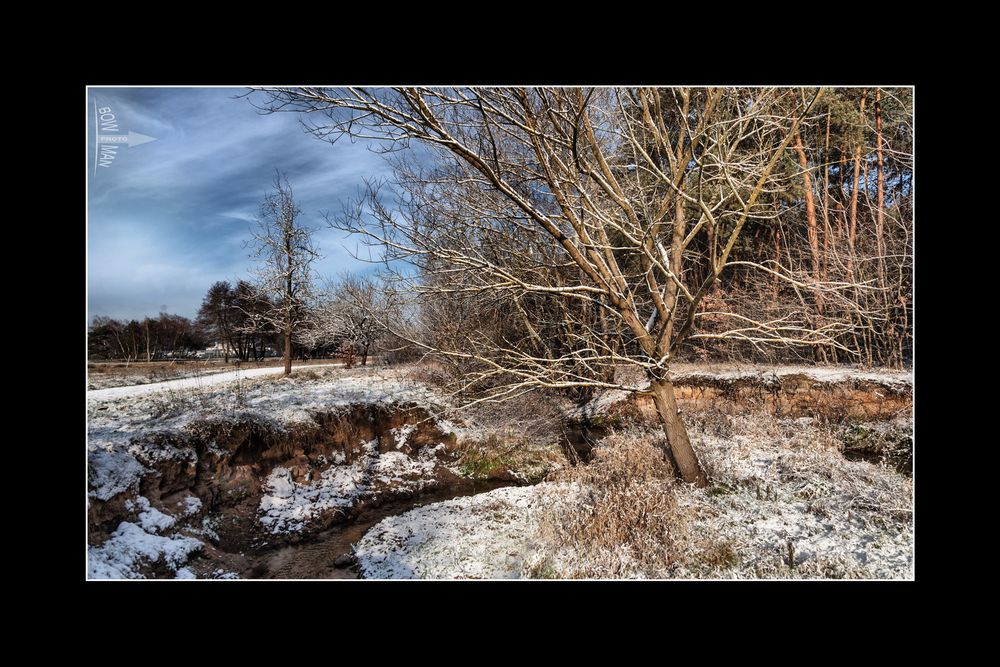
[{"left": 88, "top": 87, "right": 396, "bottom": 321}]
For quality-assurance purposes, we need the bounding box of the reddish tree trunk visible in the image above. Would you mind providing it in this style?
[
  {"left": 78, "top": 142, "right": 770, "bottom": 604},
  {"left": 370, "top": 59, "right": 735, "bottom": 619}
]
[
  {"left": 848, "top": 92, "right": 867, "bottom": 277},
  {"left": 793, "top": 131, "right": 821, "bottom": 284},
  {"left": 875, "top": 87, "right": 886, "bottom": 278}
]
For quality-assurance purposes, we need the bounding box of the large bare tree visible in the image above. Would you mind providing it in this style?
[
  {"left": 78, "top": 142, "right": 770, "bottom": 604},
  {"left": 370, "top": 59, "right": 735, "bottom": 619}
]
[
  {"left": 253, "top": 87, "right": 869, "bottom": 486},
  {"left": 248, "top": 172, "right": 319, "bottom": 376}
]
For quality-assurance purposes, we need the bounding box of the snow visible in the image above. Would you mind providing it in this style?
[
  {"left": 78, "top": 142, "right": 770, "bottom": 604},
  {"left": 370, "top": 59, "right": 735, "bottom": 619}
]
[
  {"left": 88, "top": 367, "right": 452, "bottom": 509},
  {"left": 356, "top": 485, "right": 551, "bottom": 579},
  {"left": 87, "top": 363, "right": 343, "bottom": 402},
  {"left": 355, "top": 412, "right": 912, "bottom": 579},
  {"left": 175, "top": 568, "right": 197, "bottom": 579},
  {"left": 126, "top": 496, "right": 177, "bottom": 534},
  {"left": 391, "top": 423, "right": 417, "bottom": 450},
  {"left": 182, "top": 496, "right": 202, "bottom": 516},
  {"left": 88, "top": 448, "right": 146, "bottom": 501},
  {"left": 88, "top": 522, "right": 202, "bottom": 579},
  {"left": 258, "top": 440, "right": 443, "bottom": 535}
]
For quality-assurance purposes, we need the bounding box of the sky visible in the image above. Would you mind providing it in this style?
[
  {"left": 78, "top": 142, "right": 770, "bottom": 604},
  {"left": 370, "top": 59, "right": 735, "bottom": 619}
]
[{"left": 87, "top": 87, "right": 396, "bottom": 322}]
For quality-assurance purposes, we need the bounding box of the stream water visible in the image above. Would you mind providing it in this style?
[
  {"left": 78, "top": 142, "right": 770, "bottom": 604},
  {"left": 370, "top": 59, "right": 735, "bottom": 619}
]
[{"left": 245, "top": 479, "right": 516, "bottom": 579}]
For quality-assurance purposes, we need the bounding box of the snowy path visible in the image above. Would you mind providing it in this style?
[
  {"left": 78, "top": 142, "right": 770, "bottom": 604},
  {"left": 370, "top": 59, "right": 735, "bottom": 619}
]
[{"left": 87, "top": 364, "right": 343, "bottom": 402}]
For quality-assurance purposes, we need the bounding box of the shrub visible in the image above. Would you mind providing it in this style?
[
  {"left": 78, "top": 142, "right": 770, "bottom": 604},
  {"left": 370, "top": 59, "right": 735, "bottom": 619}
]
[{"left": 534, "top": 429, "right": 687, "bottom": 578}]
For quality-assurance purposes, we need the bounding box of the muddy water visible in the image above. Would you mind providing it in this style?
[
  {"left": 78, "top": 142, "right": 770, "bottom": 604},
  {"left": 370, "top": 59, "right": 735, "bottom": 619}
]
[{"left": 245, "top": 479, "right": 515, "bottom": 579}]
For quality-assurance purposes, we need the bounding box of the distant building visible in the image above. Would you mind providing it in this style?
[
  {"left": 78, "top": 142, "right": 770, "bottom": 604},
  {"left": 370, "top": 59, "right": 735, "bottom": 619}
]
[{"left": 195, "top": 341, "right": 235, "bottom": 359}]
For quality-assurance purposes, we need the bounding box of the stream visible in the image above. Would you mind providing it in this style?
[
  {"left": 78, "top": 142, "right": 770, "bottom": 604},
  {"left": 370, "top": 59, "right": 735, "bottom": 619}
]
[{"left": 245, "top": 478, "right": 517, "bottom": 579}]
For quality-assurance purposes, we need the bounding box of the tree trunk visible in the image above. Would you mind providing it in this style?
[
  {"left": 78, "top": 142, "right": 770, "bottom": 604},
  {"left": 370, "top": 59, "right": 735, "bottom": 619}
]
[
  {"left": 649, "top": 377, "right": 709, "bottom": 487},
  {"left": 361, "top": 342, "right": 369, "bottom": 366},
  {"left": 875, "top": 87, "right": 887, "bottom": 285},
  {"left": 821, "top": 109, "right": 832, "bottom": 282},
  {"left": 793, "top": 131, "right": 821, "bottom": 283},
  {"left": 792, "top": 130, "right": 825, "bottom": 362},
  {"left": 848, "top": 92, "right": 867, "bottom": 278},
  {"left": 283, "top": 329, "right": 292, "bottom": 376}
]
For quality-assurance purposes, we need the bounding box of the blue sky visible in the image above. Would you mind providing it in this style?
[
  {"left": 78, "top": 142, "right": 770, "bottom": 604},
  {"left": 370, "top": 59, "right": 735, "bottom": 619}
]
[{"left": 87, "top": 87, "right": 394, "bottom": 322}]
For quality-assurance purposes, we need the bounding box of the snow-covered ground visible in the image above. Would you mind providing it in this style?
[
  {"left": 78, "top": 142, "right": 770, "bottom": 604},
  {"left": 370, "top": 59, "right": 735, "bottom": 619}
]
[
  {"left": 259, "top": 442, "right": 446, "bottom": 535},
  {"left": 87, "top": 363, "right": 343, "bottom": 401},
  {"left": 87, "top": 366, "right": 470, "bottom": 578},
  {"left": 355, "top": 413, "right": 913, "bottom": 580},
  {"left": 87, "top": 362, "right": 912, "bottom": 580},
  {"left": 87, "top": 366, "right": 454, "bottom": 502},
  {"left": 356, "top": 485, "right": 559, "bottom": 579}
]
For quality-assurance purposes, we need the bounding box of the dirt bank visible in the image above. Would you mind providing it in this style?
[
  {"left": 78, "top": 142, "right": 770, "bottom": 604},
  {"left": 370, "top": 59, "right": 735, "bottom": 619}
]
[{"left": 88, "top": 399, "right": 521, "bottom": 579}]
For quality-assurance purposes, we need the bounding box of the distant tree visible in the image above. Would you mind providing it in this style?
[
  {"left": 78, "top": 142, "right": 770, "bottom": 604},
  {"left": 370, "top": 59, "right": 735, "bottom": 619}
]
[
  {"left": 197, "top": 281, "right": 237, "bottom": 362},
  {"left": 336, "top": 274, "right": 397, "bottom": 366},
  {"left": 299, "top": 273, "right": 395, "bottom": 366},
  {"left": 247, "top": 172, "right": 320, "bottom": 375},
  {"left": 89, "top": 313, "right": 207, "bottom": 361}
]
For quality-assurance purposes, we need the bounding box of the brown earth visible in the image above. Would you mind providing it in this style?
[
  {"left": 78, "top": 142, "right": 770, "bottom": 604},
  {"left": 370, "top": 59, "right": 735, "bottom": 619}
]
[
  {"left": 665, "top": 373, "right": 910, "bottom": 421},
  {"left": 88, "top": 402, "right": 515, "bottom": 579}
]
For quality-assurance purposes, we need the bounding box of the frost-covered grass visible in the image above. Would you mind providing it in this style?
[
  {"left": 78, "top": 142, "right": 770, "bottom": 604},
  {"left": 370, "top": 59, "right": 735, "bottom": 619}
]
[
  {"left": 355, "top": 410, "right": 913, "bottom": 580},
  {"left": 676, "top": 411, "right": 913, "bottom": 579},
  {"left": 356, "top": 485, "right": 568, "bottom": 579}
]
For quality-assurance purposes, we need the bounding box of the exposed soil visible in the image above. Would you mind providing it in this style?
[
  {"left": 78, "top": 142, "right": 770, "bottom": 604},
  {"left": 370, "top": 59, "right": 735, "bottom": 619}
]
[
  {"left": 87, "top": 401, "right": 513, "bottom": 578},
  {"left": 246, "top": 478, "right": 514, "bottom": 579},
  {"left": 566, "top": 370, "right": 912, "bottom": 469}
]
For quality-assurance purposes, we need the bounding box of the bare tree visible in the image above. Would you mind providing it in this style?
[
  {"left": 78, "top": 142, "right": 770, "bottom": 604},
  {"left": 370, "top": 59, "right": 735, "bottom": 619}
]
[
  {"left": 339, "top": 274, "right": 397, "bottom": 366},
  {"left": 247, "top": 172, "right": 319, "bottom": 376},
  {"left": 300, "top": 273, "right": 399, "bottom": 366},
  {"left": 252, "top": 87, "right": 871, "bottom": 486}
]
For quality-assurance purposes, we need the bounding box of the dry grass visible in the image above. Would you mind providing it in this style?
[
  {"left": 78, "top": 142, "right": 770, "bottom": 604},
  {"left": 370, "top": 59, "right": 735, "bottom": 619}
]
[
  {"left": 529, "top": 429, "right": 689, "bottom": 578},
  {"left": 525, "top": 404, "right": 913, "bottom": 579},
  {"left": 449, "top": 391, "right": 571, "bottom": 483}
]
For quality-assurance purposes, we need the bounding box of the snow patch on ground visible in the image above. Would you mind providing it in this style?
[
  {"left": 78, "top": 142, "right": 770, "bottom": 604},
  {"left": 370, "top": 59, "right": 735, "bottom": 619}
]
[
  {"left": 88, "top": 522, "right": 202, "bottom": 579},
  {"left": 182, "top": 496, "right": 202, "bottom": 516},
  {"left": 391, "top": 423, "right": 417, "bottom": 450},
  {"left": 125, "top": 496, "right": 177, "bottom": 534},
  {"left": 88, "top": 448, "right": 146, "bottom": 501},
  {"left": 356, "top": 485, "right": 553, "bottom": 579},
  {"left": 258, "top": 441, "right": 443, "bottom": 535}
]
